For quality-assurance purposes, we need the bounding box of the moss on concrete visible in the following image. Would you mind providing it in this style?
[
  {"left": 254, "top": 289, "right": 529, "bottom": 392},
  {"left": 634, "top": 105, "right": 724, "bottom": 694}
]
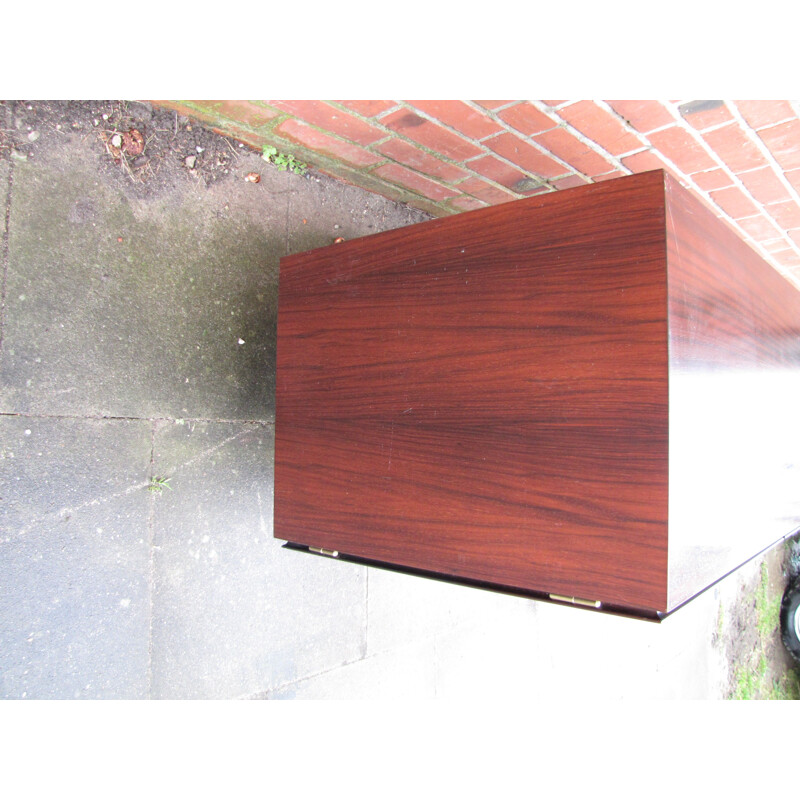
[{"left": 161, "top": 101, "right": 460, "bottom": 219}]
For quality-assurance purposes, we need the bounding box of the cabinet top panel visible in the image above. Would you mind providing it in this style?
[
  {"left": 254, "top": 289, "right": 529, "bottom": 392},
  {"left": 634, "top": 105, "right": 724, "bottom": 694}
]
[{"left": 276, "top": 171, "right": 672, "bottom": 613}]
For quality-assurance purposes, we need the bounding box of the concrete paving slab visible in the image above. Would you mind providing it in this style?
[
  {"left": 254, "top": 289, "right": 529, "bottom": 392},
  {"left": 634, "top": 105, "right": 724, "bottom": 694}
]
[
  {"left": 0, "top": 415, "right": 153, "bottom": 531},
  {"left": 364, "top": 565, "right": 536, "bottom": 658},
  {"left": 431, "top": 597, "right": 541, "bottom": 700},
  {"left": 269, "top": 557, "right": 732, "bottom": 700},
  {"left": 285, "top": 171, "right": 430, "bottom": 257},
  {"left": 270, "top": 577, "right": 541, "bottom": 699},
  {"left": 268, "top": 637, "right": 437, "bottom": 700},
  {"left": 1, "top": 154, "right": 8, "bottom": 366},
  {"left": 532, "top": 586, "right": 725, "bottom": 699},
  {"left": 0, "top": 138, "right": 286, "bottom": 421},
  {"left": 149, "top": 420, "right": 366, "bottom": 699},
  {"left": 0, "top": 415, "right": 152, "bottom": 699}
]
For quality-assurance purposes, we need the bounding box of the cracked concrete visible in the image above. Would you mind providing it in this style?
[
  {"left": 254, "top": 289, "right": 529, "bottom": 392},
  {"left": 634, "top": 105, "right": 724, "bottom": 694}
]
[{"left": 1, "top": 100, "right": 795, "bottom": 700}]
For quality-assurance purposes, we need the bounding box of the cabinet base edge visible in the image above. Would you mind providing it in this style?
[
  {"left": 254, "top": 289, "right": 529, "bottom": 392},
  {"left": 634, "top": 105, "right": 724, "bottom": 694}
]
[{"left": 281, "top": 541, "right": 664, "bottom": 622}]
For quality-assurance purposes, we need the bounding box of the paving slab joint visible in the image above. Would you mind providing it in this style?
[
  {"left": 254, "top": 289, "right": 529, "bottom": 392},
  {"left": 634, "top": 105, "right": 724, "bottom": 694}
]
[{"left": 0, "top": 155, "right": 13, "bottom": 363}]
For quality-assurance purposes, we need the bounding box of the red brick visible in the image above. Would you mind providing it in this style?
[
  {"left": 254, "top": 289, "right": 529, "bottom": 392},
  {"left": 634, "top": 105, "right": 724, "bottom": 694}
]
[
  {"left": 207, "top": 123, "right": 265, "bottom": 150},
  {"left": 593, "top": 170, "right": 627, "bottom": 182},
  {"left": 773, "top": 248, "right": 800, "bottom": 268},
  {"left": 408, "top": 101, "right": 503, "bottom": 140},
  {"left": 156, "top": 100, "right": 217, "bottom": 122},
  {"left": 736, "top": 214, "right": 783, "bottom": 239},
  {"left": 735, "top": 100, "right": 796, "bottom": 130},
  {"left": 162, "top": 102, "right": 270, "bottom": 136},
  {"left": 765, "top": 200, "right": 800, "bottom": 230},
  {"left": 267, "top": 100, "right": 387, "bottom": 145},
  {"left": 690, "top": 168, "right": 733, "bottom": 191},
  {"left": 678, "top": 100, "right": 733, "bottom": 131},
  {"left": 455, "top": 176, "right": 519, "bottom": 204},
  {"left": 646, "top": 125, "right": 717, "bottom": 173},
  {"left": 448, "top": 195, "right": 489, "bottom": 211},
  {"left": 275, "top": 119, "right": 382, "bottom": 168},
  {"left": 542, "top": 100, "right": 568, "bottom": 107},
  {"left": 758, "top": 119, "right": 800, "bottom": 171},
  {"left": 606, "top": 100, "right": 674, "bottom": 134},
  {"left": 701, "top": 123, "right": 767, "bottom": 174},
  {"left": 736, "top": 166, "right": 792, "bottom": 205},
  {"left": 484, "top": 132, "right": 567, "bottom": 178},
  {"left": 532, "top": 127, "right": 615, "bottom": 177},
  {"left": 468, "top": 155, "right": 530, "bottom": 190},
  {"left": 521, "top": 185, "right": 552, "bottom": 196},
  {"left": 190, "top": 100, "right": 279, "bottom": 128},
  {"left": 375, "top": 138, "right": 470, "bottom": 182},
  {"left": 786, "top": 169, "right": 800, "bottom": 194},
  {"left": 336, "top": 100, "right": 397, "bottom": 117},
  {"left": 552, "top": 174, "right": 590, "bottom": 190},
  {"left": 497, "top": 102, "right": 557, "bottom": 136},
  {"left": 621, "top": 150, "right": 674, "bottom": 175},
  {"left": 372, "top": 163, "right": 459, "bottom": 201},
  {"left": 620, "top": 152, "right": 663, "bottom": 175},
  {"left": 381, "top": 108, "right": 484, "bottom": 161},
  {"left": 157, "top": 102, "right": 224, "bottom": 129},
  {"left": 375, "top": 139, "right": 469, "bottom": 182},
  {"left": 474, "top": 101, "right": 514, "bottom": 110},
  {"left": 790, "top": 230, "right": 800, "bottom": 247},
  {"left": 321, "top": 167, "right": 406, "bottom": 203},
  {"left": 763, "top": 238, "right": 793, "bottom": 252},
  {"left": 557, "top": 101, "right": 642, "bottom": 156},
  {"left": 709, "top": 186, "right": 760, "bottom": 219}
]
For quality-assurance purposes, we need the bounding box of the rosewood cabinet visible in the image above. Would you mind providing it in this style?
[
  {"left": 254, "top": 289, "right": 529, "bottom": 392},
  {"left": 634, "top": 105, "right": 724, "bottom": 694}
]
[{"left": 274, "top": 170, "right": 800, "bottom": 620}]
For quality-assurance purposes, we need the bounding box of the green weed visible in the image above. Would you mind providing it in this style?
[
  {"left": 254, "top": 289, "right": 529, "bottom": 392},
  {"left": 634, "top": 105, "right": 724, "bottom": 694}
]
[
  {"left": 735, "top": 658, "right": 800, "bottom": 700},
  {"left": 733, "top": 654, "right": 767, "bottom": 700},
  {"left": 729, "top": 559, "right": 800, "bottom": 699},
  {"left": 756, "top": 561, "right": 781, "bottom": 639},
  {"left": 262, "top": 145, "right": 308, "bottom": 175},
  {"left": 147, "top": 476, "right": 172, "bottom": 493}
]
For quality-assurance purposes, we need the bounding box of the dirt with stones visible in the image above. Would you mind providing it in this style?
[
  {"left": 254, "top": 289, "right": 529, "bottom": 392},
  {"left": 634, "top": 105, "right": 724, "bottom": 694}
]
[{"left": 1, "top": 100, "right": 270, "bottom": 198}]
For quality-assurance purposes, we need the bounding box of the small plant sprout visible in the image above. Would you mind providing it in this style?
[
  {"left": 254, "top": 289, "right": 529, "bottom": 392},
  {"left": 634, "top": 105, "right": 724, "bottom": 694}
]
[
  {"left": 261, "top": 144, "right": 308, "bottom": 175},
  {"left": 148, "top": 476, "right": 172, "bottom": 493}
]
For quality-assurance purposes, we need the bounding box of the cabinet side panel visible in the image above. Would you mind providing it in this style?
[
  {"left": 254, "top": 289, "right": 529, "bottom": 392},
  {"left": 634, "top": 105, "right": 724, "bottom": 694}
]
[
  {"left": 666, "top": 174, "right": 800, "bottom": 609},
  {"left": 277, "top": 172, "right": 670, "bottom": 610}
]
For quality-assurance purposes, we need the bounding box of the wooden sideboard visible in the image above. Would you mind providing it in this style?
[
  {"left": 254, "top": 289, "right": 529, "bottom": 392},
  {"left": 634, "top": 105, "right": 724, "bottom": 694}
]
[{"left": 274, "top": 170, "right": 800, "bottom": 620}]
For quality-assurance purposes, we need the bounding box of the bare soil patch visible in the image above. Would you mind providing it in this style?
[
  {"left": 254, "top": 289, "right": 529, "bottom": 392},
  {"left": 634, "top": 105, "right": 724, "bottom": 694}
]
[
  {"left": 715, "top": 535, "right": 800, "bottom": 699},
  {"left": 1, "top": 100, "right": 254, "bottom": 198}
]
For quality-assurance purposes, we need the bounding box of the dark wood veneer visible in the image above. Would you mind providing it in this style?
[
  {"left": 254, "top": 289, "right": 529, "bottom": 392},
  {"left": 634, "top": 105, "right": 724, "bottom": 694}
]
[{"left": 274, "top": 170, "right": 800, "bottom": 619}]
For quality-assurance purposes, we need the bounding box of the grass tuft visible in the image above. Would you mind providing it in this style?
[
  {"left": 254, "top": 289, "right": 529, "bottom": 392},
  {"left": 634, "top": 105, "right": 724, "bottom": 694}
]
[{"left": 729, "top": 559, "right": 800, "bottom": 699}]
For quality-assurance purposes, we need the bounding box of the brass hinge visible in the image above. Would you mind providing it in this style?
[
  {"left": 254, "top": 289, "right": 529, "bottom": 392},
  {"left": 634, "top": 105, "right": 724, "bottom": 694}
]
[
  {"left": 309, "top": 546, "right": 339, "bottom": 558},
  {"left": 549, "top": 593, "right": 602, "bottom": 609}
]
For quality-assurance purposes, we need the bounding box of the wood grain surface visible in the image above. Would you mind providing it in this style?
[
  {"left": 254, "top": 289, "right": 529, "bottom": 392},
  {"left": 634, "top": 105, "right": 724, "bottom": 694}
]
[
  {"left": 665, "top": 172, "right": 800, "bottom": 609},
  {"left": 275, "top": 171, "right": 671, "bottom": 613}
]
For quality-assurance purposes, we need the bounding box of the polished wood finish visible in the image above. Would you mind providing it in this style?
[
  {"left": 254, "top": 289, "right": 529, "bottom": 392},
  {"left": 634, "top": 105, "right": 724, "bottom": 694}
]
[
  {"left": 665, "top": 172, "right": 800, "bottom": 609},
  {"left": 274, "top": 170, "right": 800, "bottom": 618}
]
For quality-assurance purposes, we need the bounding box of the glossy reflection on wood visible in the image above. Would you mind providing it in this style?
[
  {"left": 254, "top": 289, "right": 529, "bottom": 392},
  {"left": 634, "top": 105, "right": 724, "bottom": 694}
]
[
  {"left": 274, "top": 170, "right": 800, "bottom": 618},
  {"left": 665, "top": 173, "right": 800, "bottom": 609}
]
